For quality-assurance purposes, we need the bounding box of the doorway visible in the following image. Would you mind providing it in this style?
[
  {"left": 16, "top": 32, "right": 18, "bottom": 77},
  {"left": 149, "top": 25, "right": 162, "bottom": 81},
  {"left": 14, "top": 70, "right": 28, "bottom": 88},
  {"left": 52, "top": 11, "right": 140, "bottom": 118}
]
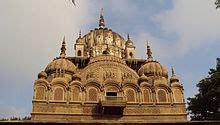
[{"left": 106, "top": 92, "right": 117, "bottom": 96}]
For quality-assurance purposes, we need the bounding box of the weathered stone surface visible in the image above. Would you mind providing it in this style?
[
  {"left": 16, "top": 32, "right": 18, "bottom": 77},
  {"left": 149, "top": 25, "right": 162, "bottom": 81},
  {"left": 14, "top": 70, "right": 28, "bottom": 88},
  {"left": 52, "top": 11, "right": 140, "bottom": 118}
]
[{"left": 32, "top": 10, "right": 187, "bottom": 122}]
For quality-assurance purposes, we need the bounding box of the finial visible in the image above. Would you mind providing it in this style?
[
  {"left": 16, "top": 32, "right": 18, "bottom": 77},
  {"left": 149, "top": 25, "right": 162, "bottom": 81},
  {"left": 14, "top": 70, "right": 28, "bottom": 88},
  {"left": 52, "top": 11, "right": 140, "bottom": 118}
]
[
  {"left": 99, "top": 8, "right": 105, "bottom": 29},
  {"left": 100, "top": 8, "right": 104, "bottom": 17},
  {"left": 146, "top": 41, "right": 153, "bottom": 59},
  {"left": 79, "top": 30, "right": 81, "bottom": 38},
  {"left": 60, "top": 36, "right": 66, "bottom": 58},
  {"left": 127, "top": 33, "right": 130, "bottom": 40},
  {"left": 171, "top": 66, "right": 175, "bottom": 76}
]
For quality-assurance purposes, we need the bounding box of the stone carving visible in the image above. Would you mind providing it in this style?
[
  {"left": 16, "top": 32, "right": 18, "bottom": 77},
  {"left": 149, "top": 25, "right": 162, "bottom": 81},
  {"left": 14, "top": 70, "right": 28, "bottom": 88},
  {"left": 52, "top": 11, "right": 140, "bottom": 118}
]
[{"left": 32, "top": 10, "right": 186, "bottom": 122}]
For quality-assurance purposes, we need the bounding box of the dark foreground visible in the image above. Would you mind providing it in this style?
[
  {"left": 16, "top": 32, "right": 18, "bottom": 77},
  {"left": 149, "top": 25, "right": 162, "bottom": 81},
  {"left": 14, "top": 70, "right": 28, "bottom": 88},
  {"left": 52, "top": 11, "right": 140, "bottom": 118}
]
[{"left": 0, "top": 121, "right": 220, "bottom": 125}]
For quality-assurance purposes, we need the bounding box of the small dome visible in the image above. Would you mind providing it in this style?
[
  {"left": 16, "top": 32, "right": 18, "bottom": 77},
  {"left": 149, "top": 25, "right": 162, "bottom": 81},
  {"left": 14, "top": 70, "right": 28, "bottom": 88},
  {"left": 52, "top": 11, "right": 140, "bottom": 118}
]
[
  {"left": 45, "top": 57, "right": 76, "bottom": 74},
  {"left": 126, "top": 40, "right": 133, "bottom": 47},
  {"left": 171, "top": 81, "right": 182, "bottom": 88},
  {"left": 76, "top": 37, "right": 84, "bottom": 44},
  {"left": 138, "top": 59, "right": 168, "bottom": 78},
  {"left": 170, "top": 75, "right": 179, "bottom": 83},
  {"left": 76, "top": 32, "right": 84, "bottom": 44},
  {"left": 38, "top": 71, "right": 47, "bottom": 79},
  {"left": 125, "top": 33, "right": 134, "bottom": 47}
]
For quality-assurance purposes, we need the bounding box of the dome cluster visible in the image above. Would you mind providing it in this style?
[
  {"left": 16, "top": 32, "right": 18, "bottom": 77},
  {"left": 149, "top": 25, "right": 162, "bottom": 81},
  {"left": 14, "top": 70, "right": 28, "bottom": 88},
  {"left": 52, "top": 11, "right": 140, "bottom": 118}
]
[{"left": 37, "top": 9, "right": 180, "bottom": 87}]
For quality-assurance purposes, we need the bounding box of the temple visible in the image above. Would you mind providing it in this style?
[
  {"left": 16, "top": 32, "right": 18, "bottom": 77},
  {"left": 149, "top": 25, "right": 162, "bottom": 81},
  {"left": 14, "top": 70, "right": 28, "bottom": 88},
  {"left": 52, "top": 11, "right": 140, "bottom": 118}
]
[{"left": 31, "top": 10, "right": 187, "bottom": 122}]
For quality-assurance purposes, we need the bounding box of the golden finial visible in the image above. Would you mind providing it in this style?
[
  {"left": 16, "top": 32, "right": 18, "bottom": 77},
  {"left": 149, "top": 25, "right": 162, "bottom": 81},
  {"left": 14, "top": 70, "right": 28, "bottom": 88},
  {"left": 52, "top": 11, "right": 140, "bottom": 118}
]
[
  {"left": 60, "top": 36, "right": 66, "bottom": 57},
  {"left": 146, "top": 41, "right": 153, "bottom": 59},
  {"left": 99, "top": 8, "right": 105, "bottom": 29}
]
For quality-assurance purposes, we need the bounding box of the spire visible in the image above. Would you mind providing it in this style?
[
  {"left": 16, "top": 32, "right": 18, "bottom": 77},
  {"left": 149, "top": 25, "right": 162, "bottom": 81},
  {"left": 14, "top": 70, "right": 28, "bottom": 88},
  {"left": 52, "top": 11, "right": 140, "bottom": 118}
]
[
  {"left": 146, "top": 41, "right": 153, "bottom": 59},
  {"left": 99, "top": 8, "right": 105, "bottom": 29},
  {"left": 171, "top": 66, "right": 175, "bottom": 76},
  {"left": 79, "top": 30, "right": 81, "bottom": 38},
  {"left": 170, "top": 66, "right": 179, "bottom": 83},
  {"left": 127, "top": 33, "right": 130, "bottom": 40},
  {"left": 60, "top": 36, "right": 66, "bottom": 58}
]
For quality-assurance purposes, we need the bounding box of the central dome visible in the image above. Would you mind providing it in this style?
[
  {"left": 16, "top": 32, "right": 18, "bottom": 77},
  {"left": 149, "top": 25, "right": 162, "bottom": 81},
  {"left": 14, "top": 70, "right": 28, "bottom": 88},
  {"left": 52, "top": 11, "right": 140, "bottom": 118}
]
[
  {"left": 82, "top": 28, "right": 126, "bottom": 49},
  {"left": 74, "top": 9, "right": 128, "bottom": 58}
]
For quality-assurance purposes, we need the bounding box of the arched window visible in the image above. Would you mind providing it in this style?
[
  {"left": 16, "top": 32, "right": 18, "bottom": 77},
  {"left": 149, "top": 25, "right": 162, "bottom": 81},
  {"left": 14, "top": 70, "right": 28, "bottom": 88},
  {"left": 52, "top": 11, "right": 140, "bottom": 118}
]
[
  {"left": 88, "top": 87, "right": 98, "bottom": 101},
  {"left": 126, "top": 89, "right": 135, "bottom": 102},
  {"left": 129, "top": 52, "right": 133, "bottom": 58},
  {"left": 143, "top": 89, "right": 150, "bottom": 102},
  {"left": 72, "top": 86, "right": 80, "bottom": 101},
  {"left": 78, "top": 50, "right": 82, "bottom": 56},
  {"left": 54, "top": 87, "right": 64, "bottom": 101},
  {"left": 173, "top": 89, "right": 183, "bottom": 103},
  {"left": 157, "top": 89, "right": 167, "bottom": 102},
  {"left": 36, "top": 86, "right": 46, "bottom": 100}
]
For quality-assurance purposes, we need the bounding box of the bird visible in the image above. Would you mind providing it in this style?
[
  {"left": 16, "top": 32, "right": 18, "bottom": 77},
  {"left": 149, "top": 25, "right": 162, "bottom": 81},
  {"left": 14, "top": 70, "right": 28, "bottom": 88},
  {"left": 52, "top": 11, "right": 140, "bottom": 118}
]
[
  {"left": 70, "top": 0, "right": 76, "bottom": 6},
  {"left": 215, "top": 0, "right": 220, "bottom": 9}
]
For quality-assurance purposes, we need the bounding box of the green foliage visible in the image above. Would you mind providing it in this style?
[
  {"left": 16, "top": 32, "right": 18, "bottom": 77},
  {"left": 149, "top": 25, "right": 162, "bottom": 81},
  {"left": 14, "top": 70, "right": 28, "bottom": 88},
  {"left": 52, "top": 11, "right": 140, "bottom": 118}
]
[
  {"left": 187, "top": 68, "right": 220, "bottom": 120},
  {"left": 0, "top": 118, "right": 8, "bottom": 121},
  {"left": 0, "top": 116, "right": 31, "bottom": 121}
]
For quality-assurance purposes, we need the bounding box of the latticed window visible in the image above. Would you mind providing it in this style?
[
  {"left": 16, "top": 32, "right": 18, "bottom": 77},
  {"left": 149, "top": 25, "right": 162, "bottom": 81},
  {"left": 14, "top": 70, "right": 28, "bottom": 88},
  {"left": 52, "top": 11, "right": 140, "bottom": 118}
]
[
  {"left": 143, "top": 89, "right": 150, "bottom": 102},
  {"left": 54, "top": 87, "right": 64, "bottom": 101},
  {"left": 36, "top": 86, "right": 46, "bottom": 100},
  {"left": 88, "top": 87, "right": 98, "bottom": 101},
  {"left": 157, "top": 89, "right": 167, "bottom": 102},
  {"left": 173, "top": 89, "right": 183, "bottom": 102},
  {"left": 72, "top": 86, "right": 80, "bottom": 101},
  {"left": 126, "top": 89, "right": 135, "bottom": 102},
  {"left": 78, "top": 50, "right": 82, "bottom": 56}
]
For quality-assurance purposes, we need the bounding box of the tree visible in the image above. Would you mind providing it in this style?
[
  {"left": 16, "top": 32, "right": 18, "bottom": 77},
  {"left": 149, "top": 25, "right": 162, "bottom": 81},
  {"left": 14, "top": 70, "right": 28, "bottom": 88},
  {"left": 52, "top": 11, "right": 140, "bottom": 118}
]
[
  {"left": 215, "top": 0, "right": 220, "bottom": 9},
  {"left": 187, "top": 68, "right": 220, "bottom": 120}
]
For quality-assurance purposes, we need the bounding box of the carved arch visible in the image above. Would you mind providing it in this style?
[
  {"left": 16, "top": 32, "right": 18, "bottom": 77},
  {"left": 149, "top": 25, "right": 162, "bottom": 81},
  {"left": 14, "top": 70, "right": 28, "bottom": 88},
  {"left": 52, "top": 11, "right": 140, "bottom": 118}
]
[
  {"left": 34, "top": 85, "right": 47, "bottom": 100},
  {"left": 155, "top": 83, "right": 172, "bottom": 93},
  {"left": 172, "top": 88, "right": 184, "bottom": 103},
  {"left": 156, "top": 88, "right": 169, "bottom": 103},
  {"left": 70, "top": 81, "right": 83, "bottom": 87},
  {"left": 124, "top": 88, "right": 136, "bottom": 102},
  {"left": 51, "top": 77, "right": 68, "bottom": 88},
  {"left": 104, "top": 79, "right": 121, "bottom": 90},
  {"left": 53, "top": 86, "right": 65, "bottom": 101},
  {"left": 86, "top": 86, "right": 100, "bottom": 102},
  {"left": 71, "top": 85, "right": 81, "bottom": 101},
  {"left": 122, "top": 83, "right": 139, "bottom": 92},
  {"left": 141, "top": 86, "right": 152, "bottom": 103},
  {"left": 85, "top": 81, "right": 102, "bottom": 90}
]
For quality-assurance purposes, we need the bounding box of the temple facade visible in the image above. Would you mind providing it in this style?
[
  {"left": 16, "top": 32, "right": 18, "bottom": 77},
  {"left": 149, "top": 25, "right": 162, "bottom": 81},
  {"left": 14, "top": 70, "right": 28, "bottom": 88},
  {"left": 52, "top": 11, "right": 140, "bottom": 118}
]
[{"left": 31, "top": 10, "right": 187, "bottom": 122}]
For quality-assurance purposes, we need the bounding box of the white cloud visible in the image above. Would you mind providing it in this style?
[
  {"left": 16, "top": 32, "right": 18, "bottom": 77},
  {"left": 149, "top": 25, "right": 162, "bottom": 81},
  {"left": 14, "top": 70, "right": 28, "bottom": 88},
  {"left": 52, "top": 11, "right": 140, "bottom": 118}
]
[
  {"left": 153, "top": 0, "right": 220, "bottom": 57},
  {"left": 0, "top": 0, "right": 97, "bottom": 84}
]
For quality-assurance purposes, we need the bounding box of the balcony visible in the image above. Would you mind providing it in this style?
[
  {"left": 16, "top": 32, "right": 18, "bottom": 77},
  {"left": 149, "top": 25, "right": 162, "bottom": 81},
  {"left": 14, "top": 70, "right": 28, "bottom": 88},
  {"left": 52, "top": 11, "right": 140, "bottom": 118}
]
[
  {"left": 100, "top": 96, "right": 126, "bottom": 115},
  {"left": 101, "top": 96, "right": 127, "bottom": 107}
]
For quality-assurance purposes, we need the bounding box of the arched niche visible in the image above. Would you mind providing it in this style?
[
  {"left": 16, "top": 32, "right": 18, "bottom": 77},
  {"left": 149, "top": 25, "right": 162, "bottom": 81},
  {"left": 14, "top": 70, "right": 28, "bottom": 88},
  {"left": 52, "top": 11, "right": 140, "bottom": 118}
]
[
  {"left": 157, "top": 89, "right": 168, "bottom": 103},
  {"left": 173, "top": 88, "right": 184, "bottom": 103},
  {"left": 53, "top": 85, "right": 66, "bottom": 101},
  {"left": 35, "top": 85, "right": 47, "bottom": 100},
  {"left": 141, "top": 87, "right": 152, "bottom": 103},
  {"left": 125, "top": 88, "right": 136, "bottom": 103},
  {"left": 71, "top": 85, "right": 81, "bottom": 101},
  {"left": 87, "top": 86, "right": 99, "bottom": 102}
]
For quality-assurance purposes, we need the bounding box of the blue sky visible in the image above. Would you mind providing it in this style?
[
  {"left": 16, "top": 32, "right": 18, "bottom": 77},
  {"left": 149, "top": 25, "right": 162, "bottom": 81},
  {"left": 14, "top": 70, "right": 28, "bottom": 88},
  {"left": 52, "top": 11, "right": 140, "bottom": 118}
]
[{"left": 0, "top": 0, "right": 220, "bottom": 118}]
